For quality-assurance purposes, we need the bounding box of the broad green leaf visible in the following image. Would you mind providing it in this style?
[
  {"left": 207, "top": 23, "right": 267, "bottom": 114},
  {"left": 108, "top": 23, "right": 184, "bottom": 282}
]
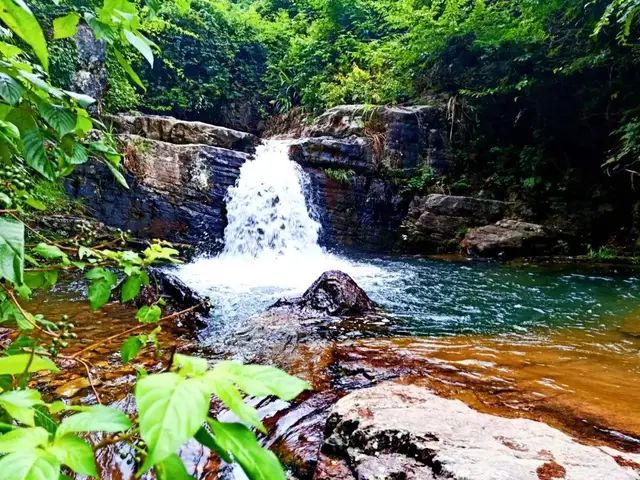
[
  {"left": 0, "top": 0, "right": 49, "bottom": 71},
  {"left": 0, "top": 217, "right": 24, "bottom": 284},
  {"left": 136, "top": 304, "right": 161, "bottom": 323},
  {"left": 114, "top": 49, "right": 146, "bottom": 90},
  {"left": 26, "top": 197, "right": 46, "bottom": 211},
  {"left": 173, "top": 354, "right": 208, "bottom": 377},
  {"left": 0, "top": 450, "right": 59, "bottom": 480},
  {"left": 155, "top": 453, "right": 194, "bottom": 480},
  {"left": 121, "top": 273, "right": 143, "bottom": 302},
  {"left": 204, "top": 375, "right": 264, "bottom": 433},
  {"left": 0, "top": 389, "right": 43, "bottom": 426},
  {"left": 22, "top": 128, "right": 56, "bottom": 180},
  {"left": 213, "top": 362, "right": 310, "bottom": 401},
  {"left": 136, "top": 372, "right": 209, "bottom": 470},
  {"left": 0, "top": 426, "right": 49, "bottom": 452},
  {"left": 40, "top": 104, "right": 76, "bottom": 137},
  {"left": 123, "top": 29, "right": 154, "bottom": 66},
  {"left": 64, "top": 90, "right": 95, "bottom": 108},
  {"left": 88, "top": 279, "right": 113, "bottom": 310},
  {"left": 0, "top": 72, "right": 24, "bottom": 105},
  {"left": 120, "top": 336, "right": 142, "bottom": 363},
  {"left": 53, "top": 12, "right": 80, "bottom": 40},
  {"left": 194, "top": 426, "right": 231, "bottom": 463},
  {"left": 57, "top": 405, "right": 131, "bottom": 438},
  {"left": 49, "top": 434, "right": 97, "bottom": 477},
  {"left": 209, "top": 421, "right": 286, "bottom": 480},
  {"left": 0, "top": 354, "right": 58, "bottom": 375},
  {"left": 33, "top": 243, "right": 66, "bottom": 261}
]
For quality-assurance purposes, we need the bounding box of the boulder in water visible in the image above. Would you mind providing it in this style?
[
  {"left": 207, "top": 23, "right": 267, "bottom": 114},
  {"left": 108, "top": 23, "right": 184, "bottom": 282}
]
[
  {"left": 317, "top": 382, "right": 640, "bottom": 480},
  {"left": 271, "top": 270, "right": 376, "bottom": 316},
  {"left": 461, "top": 219, "right": 554, "bottom": 258}
]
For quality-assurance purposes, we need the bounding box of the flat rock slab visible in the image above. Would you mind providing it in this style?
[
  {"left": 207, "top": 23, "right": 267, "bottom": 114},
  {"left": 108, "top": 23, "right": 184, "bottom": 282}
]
[{"left": 318, "top": 383, "right": 640, "bottom": 480}]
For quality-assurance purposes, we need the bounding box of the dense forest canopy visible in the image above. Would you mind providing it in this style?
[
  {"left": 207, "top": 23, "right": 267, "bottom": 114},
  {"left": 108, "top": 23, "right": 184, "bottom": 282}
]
[{"left": 30, "top": 0, "right": 640, "bottom": 206}]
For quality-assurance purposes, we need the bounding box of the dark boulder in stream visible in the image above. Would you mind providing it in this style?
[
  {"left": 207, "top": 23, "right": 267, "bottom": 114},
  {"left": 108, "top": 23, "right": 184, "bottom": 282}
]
[{"left": 272, "top": 270, "right": 377, "bottom": 316}]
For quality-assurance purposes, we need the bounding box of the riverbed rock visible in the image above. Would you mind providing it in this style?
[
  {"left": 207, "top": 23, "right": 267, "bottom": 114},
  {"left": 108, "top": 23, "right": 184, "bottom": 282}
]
[
  {"left": 290, "top": 137, "right": 375, "bottom": 173},
  {"left": 317, "top": 383, "right": 640, "bottom": 480},
  {"left": 107, "top": 114, "right": 259, "bottom": 153},
  {"left": 461, "top": 219, "right": 554, "bottom": 257},
  {"left": 66, "top": 130, "right": 250, "bottom": 246},
  {"left": 402, "top": 194, "right": 507, "bottom": 252},
  {"left": 272, "top": 270, "right": 377, "bottom": 317}
]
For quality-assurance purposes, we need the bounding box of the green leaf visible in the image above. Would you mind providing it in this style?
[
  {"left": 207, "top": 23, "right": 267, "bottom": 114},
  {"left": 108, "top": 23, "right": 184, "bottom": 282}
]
[
  {"left": 57, "top": 405, "right": 131, "bottom": 438},
  {"left": 33, "top": 243, "right": 66, "bottom": 261},
  {"left": 120, "top": 336, "right": 142, "bottom": 364},
  {"left": 0, "top": 450, "right": 59, "bottom": 480},
  {"left": 87, "top": 279, "right": 113, "bottom": 310},
  {"left": 0, "top": 426, "right": 49, "bottom": 452},
  {"left": 136, "top": 304, "right": 161, "bottom": 323},
  {"left": 135, "top": 372, "right": 209, "bottom": 471},
  {"left": 155, "top": 453, "right": 194, "bottom": 480},
  {"left": 209, "top": 421, "right": 286, "bottom": 480},
  {"left": 194, "top": 426, "right": 231, "bottom": 463},
  {"left": 123, "top": 29, "right": 154, "bottom": 67},
  {"left": 22, "top": 128, "right": 56, "bottom": 180},
  {"left": 121, "top": 274, "right": 143, "bottom": 302},
  {"left": 104, "top": 159, "right": 129, "bottom": 189},
  {"left": 53, "top": 12, "right": 80, "bottom": 40},
  {"left": 173, "top": 354, "right": 208, "bottom": 377},
  {"left": 0, "top": 72, "right": 24, "bottom": 105},
  {"left": 114, "top": 49, "right": 146, "bottom": 91},
  {"left": 213, "top": 362, "right": 310, "bottom": 401},
  {"left": 26, "top": 197, "right": 46, "bottom": 211},
  {"left": 0, "top": 354, "right": 58, "bottom": 375},
  {"left": 204, "top": 374, "right": 264, "bottom": 433},
  {"left": 40, "top": 104, "right": 76, "bottom": 137},
  {"left": 49, "top": 434, "right": 98, "bottom": 477},
  {"left": 0, "top": 389, "right": 43, "bottom": 426},
  {"left": 0, "top": 217, "right": 24, "bottom": 284},
  {"left": 64, "top": 90, "right": 95, "bottom": 108},
  {"left": 0, "top": 0, "right": 49, "bottom": 71}
]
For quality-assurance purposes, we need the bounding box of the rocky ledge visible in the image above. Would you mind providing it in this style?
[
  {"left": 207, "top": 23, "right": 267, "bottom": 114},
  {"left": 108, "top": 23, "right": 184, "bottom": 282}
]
[
  {"left": 66, "top": 114, "right": 253, "bottom": 246},
  {"left": 316, "top": 383, "right": 640, "bottom": 480}
]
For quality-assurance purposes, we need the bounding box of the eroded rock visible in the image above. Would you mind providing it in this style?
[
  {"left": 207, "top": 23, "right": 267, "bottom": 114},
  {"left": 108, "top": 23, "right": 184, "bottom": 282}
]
[
  {"left": 66, "top": 133, "right": 249, "bottom": 245},
  {"left": 272, "top": 270, "right": 377, "bottom": 317},
  {"left": 461, "top": 219, "right": 554, "bottom": 257},
  {"left": 317, "top": 383, "right": 640, "bottom": 480},
  {"left": 107, "top": 114, "right": 258, "bottom": 153}
]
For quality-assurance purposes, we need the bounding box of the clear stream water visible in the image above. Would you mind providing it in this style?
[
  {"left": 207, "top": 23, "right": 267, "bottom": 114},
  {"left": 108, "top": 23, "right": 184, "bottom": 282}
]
[{"left": 174, "top": 140, "right": 640, "bottom": 338}]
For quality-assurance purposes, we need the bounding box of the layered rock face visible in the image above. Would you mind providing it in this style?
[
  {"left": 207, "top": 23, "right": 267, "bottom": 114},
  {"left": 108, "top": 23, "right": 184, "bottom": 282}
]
[
  {"left": 66, "top": 115, "right": 253, "bottom": 246},
  {"left": 291, "top": 104, "right": 449, "bottom": 249},
  {"left": 316, "top": 383, "right": 640, "bottom": 480}
]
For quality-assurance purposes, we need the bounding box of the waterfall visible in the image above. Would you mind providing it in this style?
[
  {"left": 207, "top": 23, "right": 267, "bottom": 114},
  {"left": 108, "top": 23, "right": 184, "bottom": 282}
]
[
  {"left": 173, "top": 138, "right": 383, "bottom": 327},
  {"left": 221, "top": 140, "right": 322, "bottom": 258}
]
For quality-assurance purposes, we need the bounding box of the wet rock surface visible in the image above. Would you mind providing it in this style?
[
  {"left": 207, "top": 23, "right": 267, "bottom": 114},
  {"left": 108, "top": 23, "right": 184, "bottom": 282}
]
[
  {"left": 402, "top": 194, "right": 507, "bottom": 252},
  {"left": 462, "top": 219, "right": 554, "bottom": 257},
  {"left": 289, "top": 104, "right": 450, "bottom": 251},
  {"left": 317, "top": 383, "right": 640, "bottom": 480},
  {"left": 272, "top": 270, "right": 377, "bottom": 317},
  {"left": 66, "top": 116, "right": 251, "bottom": 246}
]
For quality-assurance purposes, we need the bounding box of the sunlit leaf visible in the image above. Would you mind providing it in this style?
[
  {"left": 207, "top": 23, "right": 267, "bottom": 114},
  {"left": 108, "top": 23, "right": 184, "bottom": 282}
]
[
  {"left": 49, "top": 434, "right": 98, "bottom": 477},
  {"left": 0, "top": 0, "right": 49, "bottom": 71},
  {"left": 136, "top": 372, "right": 209, "bottom": 471},
  {"left": 209, "top": 421, "right": 286, "bottom": 480},
  {"left": 53, "top": 12, "right": 80, "bottom": 40},
  {"left": 0, "top": 354, "right": 58, "bottom": 375},
  {"left": 0, "top": 216, "right": 24, "bottom": 284},
  {"left": 57, "top": 405, "right": 131, "bottom": 437}
]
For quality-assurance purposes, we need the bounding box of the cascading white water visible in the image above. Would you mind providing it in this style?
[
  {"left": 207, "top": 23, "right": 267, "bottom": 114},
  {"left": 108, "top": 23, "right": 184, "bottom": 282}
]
[
  {"left": 174, "top": 139, "right": 386, "bottom": 327},
  {"left": 221, "top": 140, "right": 322, "bottom": 258}
]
